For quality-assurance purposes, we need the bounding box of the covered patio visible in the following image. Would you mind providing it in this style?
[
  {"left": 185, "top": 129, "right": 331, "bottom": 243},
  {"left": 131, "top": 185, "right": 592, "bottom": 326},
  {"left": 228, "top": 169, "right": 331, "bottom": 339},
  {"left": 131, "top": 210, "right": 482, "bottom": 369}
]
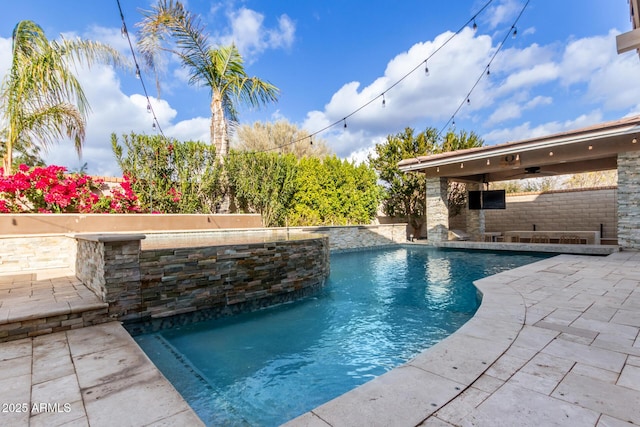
[{"left": 398, "top": 115, "right": 640, "bottom": 250}]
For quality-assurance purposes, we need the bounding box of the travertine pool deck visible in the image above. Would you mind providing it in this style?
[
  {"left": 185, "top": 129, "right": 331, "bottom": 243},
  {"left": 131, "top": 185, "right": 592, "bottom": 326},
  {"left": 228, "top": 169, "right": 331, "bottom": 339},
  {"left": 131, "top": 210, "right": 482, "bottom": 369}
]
[
  {"left": 0, "top": 322, "right": 203, "bottom": 426},
  {"left": 1, "top": 249, "right": 640, "bottom": 426},
  {"left": 286, "top": 250, "right": 640, "bottom": 426},
  {"left": 0, "top": 268, "right": 203, "bottom": 426}
]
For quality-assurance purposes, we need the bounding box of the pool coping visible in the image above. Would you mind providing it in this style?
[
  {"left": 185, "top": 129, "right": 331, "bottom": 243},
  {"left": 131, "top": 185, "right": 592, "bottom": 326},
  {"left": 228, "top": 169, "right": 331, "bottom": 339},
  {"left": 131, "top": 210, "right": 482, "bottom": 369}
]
[
  {"left": 284, "top": 249, "right": 640, "bottom": 426},
  {"left": 283, "top": 250, "right": 531, "bottom": 426}
]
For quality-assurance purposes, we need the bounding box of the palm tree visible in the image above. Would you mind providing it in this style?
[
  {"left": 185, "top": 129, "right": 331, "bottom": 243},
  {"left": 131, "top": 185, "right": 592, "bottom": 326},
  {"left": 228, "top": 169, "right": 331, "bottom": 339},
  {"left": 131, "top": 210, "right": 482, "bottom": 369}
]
[
  {"left": 136, "top": 0, "right": 279, "bottom": 160},
  {"left": 0, "top": 20, "right": 124, "bottom": 175}
]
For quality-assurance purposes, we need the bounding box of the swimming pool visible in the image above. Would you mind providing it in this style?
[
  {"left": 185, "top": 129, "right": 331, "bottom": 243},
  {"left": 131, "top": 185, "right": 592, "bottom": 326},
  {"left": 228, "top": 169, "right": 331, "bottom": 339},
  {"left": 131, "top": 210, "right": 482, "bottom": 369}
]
[{"left": 134, "top": 246, "right": 551, "bottom": 426}]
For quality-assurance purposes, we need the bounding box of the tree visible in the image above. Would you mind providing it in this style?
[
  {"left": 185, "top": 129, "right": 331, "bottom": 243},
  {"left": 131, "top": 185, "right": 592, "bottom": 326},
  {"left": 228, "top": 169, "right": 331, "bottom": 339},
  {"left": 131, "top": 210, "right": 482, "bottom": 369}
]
[
  {"left": 112, "top": 133, "right": 223, "bottom": 213},
  {"left": 226, "top": 150, "right": 298, "bottom": 227},
  {"left": 0, "top": 20, "right": 124, "bottom": 175},
  {"left": 369, "top": 127, "right": 483, "bottom": 234},
  {"left": 235, "top": 120, "right": 332, "bottom": 158},
  {"left": 136, "top": 0, "right": 279, "bottom": 160},
  {"left": 289, "top": 156, "right": 381, "bottom": 225}
]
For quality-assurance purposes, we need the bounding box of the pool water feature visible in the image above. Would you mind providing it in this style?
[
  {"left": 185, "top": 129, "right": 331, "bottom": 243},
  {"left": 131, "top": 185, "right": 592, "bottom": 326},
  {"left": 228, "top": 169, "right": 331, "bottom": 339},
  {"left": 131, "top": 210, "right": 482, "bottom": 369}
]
[{"left": 135, "top": 246, "right": 551, "bottom": 426}]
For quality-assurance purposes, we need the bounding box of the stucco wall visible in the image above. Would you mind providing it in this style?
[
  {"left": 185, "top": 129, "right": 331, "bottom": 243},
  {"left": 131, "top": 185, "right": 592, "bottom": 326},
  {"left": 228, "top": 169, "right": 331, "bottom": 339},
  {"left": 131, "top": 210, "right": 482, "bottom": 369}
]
[{"left": 0, "top": 213, "right": 262, "bottom": 235}]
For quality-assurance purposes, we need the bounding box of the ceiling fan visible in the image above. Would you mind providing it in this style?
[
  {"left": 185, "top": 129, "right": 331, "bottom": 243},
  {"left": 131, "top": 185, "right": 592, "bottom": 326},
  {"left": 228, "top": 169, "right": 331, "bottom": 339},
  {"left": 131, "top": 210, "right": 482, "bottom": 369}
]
[{"left": 503, "top": 166, "right": 558, "bottom": 179}]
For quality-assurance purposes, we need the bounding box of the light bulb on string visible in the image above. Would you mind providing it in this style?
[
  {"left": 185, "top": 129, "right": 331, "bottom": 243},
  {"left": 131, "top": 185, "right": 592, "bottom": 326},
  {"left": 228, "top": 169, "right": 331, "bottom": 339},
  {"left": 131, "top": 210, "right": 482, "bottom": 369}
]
[
  {"left": 135, "top": 66, "right": 141, "bottom": 79},
  {"left": 382, "top": 94, "right": 386, "bottom": 108},
  {"left": 309, "top": 137, "right": 313, "bottom": 146},
  {"left": 452, "top": 118, "right": 456, "bottom": 128},
  {"left": 146, "top": 103, "right": 152, "bottom": 113},
  {"left": 486, "top": 66, "right": 490, "bottom": 76},
  {"left": 343, "top": 119, "right": 347, "bottom": 129},
  {"left": 424, "top": 60, "right": 430, "bottom": 76},
  {"left": 512, "top": 27, "right": 518, "bottom": 38},
  {"left": 467, "top": 98, "right": 470, "bottom": 105},
  {"left": 472, "top": 19, "right": 478, "bottom": 32},
  {"left": 152, "top": 121, "right": 156, "bottom": 130},
  {"left": 121, "top": 24, "right": 128, "bottom": 38}
]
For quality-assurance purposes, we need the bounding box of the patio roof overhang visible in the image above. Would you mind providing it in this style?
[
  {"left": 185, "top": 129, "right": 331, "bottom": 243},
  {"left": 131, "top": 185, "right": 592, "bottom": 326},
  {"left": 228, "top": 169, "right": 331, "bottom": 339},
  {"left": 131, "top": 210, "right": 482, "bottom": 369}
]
[{"left": 397, "top": 115, "right": 640, "bottom": 183}]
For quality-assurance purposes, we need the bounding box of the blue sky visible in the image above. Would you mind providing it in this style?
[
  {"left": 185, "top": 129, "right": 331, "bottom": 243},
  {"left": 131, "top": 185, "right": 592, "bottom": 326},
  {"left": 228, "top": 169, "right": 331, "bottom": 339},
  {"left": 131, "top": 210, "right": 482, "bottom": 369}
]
[{"left": 1, "top": 0, "right": 638, "bottom": 176}]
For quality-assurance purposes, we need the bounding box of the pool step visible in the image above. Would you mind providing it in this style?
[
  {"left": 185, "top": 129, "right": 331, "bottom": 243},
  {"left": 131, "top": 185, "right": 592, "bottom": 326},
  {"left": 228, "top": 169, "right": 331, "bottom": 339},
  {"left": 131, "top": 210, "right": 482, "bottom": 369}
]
[{"left": 0, "top": 269, "right": 111, "bottom": 343}]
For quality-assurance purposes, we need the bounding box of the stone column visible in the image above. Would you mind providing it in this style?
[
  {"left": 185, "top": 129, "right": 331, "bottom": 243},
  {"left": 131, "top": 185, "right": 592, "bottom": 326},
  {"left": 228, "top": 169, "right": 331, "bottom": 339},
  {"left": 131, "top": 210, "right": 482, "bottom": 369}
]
[
  {"left": 618, "top": 151, "right": 640, "bottom": 249},
  {"left": 466, "top": 183, "right": 485, "bottom": 241},
  {"left": 75, "top": 234, "right": 145, "bottom": 321},
  {"left": 426, "top": 177, "right": 449, "bottom": 242}
]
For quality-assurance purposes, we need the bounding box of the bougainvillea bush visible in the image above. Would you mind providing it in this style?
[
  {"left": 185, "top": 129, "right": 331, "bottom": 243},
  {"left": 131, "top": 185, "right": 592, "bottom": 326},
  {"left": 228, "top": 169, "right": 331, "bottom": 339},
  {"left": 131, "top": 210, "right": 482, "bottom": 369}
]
[{"left": 0, "top": 164, "right": 140, "bottom": 213}]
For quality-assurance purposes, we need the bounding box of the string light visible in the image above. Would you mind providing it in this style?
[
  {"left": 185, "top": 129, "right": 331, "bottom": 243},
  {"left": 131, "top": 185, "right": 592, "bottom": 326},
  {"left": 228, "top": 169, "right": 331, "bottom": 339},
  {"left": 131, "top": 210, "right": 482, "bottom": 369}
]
[
  {"left": 382, "top": 93, "right": 386, "bottom": 108},
  {"left": 512, "top": 26, "right": 518, "bottom": 38},
  {"left": 247, "top": 0, "right": 498, "bottom": 155},
  {"left": 116, "top": 0, "right": 166, "bottom": 138},
  {"left": 437, "top": 0, "right": 530, "bottom": 138},
  {"left": 473, "top": 19, "right": 478, "bottom": 31}
]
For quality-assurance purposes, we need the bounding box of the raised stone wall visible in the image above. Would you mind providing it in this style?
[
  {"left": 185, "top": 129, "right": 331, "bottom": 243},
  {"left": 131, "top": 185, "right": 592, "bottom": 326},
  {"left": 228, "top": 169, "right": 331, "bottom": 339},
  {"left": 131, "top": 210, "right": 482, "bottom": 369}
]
[
  {"left": 137, "top": 236, "right": 329, "bottom": 323},
  {"left": 618, "top": 152, "right": 640, "bottom": 248},
  {"left": 74, "top": 233, "right": 330, "bottom": 326},
  {"left": 287, "top": 224, "right": 408, "bottom": 250},
  {"left": 0, "top": 235, "right": 76, "bottom": 274}
]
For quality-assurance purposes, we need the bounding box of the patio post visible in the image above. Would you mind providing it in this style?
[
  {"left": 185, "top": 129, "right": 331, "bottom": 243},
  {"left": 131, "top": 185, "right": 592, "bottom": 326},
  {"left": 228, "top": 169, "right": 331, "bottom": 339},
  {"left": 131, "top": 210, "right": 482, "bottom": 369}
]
[{"left": 617, "top": 151, "right": 640, "bottom": 249}]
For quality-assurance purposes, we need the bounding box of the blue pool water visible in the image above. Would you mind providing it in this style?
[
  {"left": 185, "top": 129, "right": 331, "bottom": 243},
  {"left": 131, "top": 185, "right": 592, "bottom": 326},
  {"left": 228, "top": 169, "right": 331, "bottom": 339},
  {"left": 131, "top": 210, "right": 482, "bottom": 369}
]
[{"left": 135, "top": 246, "right": 551, "bottom": 426}]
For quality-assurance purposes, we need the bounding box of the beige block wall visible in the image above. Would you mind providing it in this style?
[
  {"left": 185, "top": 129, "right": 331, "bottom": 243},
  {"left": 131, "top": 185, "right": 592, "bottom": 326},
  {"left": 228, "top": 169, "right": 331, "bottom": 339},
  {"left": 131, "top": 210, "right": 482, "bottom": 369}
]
[{"left": 478, "top": 187, "right": 617, "bottom": 238}]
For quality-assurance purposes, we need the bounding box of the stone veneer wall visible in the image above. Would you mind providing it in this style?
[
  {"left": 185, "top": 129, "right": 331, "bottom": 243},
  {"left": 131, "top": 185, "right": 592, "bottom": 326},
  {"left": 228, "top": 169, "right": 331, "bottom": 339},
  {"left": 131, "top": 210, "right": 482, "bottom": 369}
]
[
  {"left": 285, "top": 224, "right": 408, "bottom": 250},
  {"left": 0, "top": 235, "right": 76, "bottom": 274},
  {"left": 618, "top": 152, "right": 640, "bottom": 249},
  {"left": 75, "top": 233, "right": 330, "bottom": 324}
]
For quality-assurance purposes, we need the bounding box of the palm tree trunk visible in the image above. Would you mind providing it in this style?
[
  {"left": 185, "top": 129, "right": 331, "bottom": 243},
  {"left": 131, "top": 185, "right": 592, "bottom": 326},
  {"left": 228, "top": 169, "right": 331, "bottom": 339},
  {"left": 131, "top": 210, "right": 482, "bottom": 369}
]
[
  {"left": 2, "top": 141, "right": 12, "bottom": 175},
  {"left": 210, "top": 91, "right": 228, "bottom": 160},
  {"left": 211, "top": 91, "right": 231, "bottom": 212}
]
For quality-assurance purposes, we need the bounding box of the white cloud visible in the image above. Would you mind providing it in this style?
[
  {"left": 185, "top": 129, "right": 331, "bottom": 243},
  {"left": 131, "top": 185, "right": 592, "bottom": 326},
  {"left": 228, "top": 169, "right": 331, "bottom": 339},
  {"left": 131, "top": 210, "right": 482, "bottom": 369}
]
[
  {"left": 486, "top": 94, "right": 552, "bottom": 125},
  {"left": 485, "top": 0, "right": 521, "bottom": 30},
  {"left": 481, "top": 111, "right": 604, "bottom": 145},
  {"left": 221, "top": 7, "right": 295, "bottom": 60},
  {"left": 559, "top": 31, "right": 618, "bottom": 86}
]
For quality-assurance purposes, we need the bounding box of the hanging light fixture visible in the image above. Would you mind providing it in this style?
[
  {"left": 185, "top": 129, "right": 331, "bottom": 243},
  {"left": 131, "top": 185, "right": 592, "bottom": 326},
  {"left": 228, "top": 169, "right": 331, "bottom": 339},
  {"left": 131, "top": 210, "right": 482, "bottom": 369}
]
[
  {"left": 473, "top": 19, "right": 478, "bottom": 32},
  {"left": 382, "top": 93, "right": 386, "bottom": 108},
  {"left": 424, "top": 60, "right": 430, "bottom": 76},
  {"left": 512, "top": 27, "right": 518, "bottom": 38}
]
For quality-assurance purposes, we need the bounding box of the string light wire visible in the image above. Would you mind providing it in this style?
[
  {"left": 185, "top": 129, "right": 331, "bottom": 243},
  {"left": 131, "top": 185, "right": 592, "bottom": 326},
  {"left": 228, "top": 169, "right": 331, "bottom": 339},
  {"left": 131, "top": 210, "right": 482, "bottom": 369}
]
[
  {"left": 436, "top": 0, "right": 530, "bottom": 138},
  {"left": 251, "top": 0, "right": 496, "bottom": 154},
  {"left": 116, "top": 0, "right": 166, "bottom": 137}
]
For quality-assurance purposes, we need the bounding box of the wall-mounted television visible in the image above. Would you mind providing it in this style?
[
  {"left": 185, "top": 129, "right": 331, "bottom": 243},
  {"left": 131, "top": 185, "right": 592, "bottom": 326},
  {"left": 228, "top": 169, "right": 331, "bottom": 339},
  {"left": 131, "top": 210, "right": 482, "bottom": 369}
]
[{"left": 468, "top": 190, "right": 506, "bottom": 210}]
